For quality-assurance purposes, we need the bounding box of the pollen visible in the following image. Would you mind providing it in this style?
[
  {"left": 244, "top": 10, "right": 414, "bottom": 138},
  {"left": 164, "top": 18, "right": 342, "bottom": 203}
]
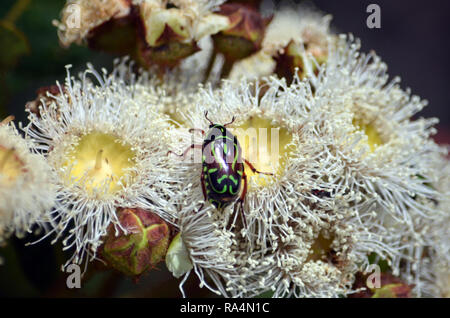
[
  {"left": 232, "top": 116, "right": 293, "bottom": 187},
  {"left": 65, "top": 132, "right": 136, "bottom": 194}
]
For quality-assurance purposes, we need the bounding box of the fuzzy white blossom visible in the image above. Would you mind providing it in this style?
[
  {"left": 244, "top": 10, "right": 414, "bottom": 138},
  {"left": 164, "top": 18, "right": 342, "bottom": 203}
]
[
  {"left": 0, "top": 117, "right": 56, "bottom": 245},
  {"left": 24, "top": 63, "right": 189, "bottom": 268},
  {"left": 300, "top": 34, "right": 448, "bottom": 296}
]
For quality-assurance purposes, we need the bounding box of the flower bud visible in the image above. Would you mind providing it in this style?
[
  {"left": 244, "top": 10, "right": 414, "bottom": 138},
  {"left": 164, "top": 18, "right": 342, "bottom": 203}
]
[
  {"left": 212, "top": 3, "right": 267, "bottom": 61},
  {"left": 102, "top": 207, "right": 170, "bottom": 276},
  {"left": 137, "top": 38, "right": 200, "bottom": 69},
  {"left": 371, "top": 282, "right": 413, "bottom": 298}
]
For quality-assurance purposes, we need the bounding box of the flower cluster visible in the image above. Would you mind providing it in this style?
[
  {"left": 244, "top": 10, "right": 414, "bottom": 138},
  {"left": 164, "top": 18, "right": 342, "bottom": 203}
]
[
  {"left": 54, "top": 0, "right": 229, "bottom": 68},
  {"left": 2, "top": 1, "right": 448, "bottom": 298}
]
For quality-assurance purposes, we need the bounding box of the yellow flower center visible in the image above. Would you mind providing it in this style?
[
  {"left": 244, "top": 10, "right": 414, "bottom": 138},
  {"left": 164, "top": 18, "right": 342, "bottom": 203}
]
[
  {"left": 65, "top": 132, "right": 136, "bottom": 194},
  {"left": 0, "top": 146, "right": 25, "bottom": 185},
  {"left": 231, "top": 116, "right": 292, "bottom": 188},
  {"left": 352, "top": 118, "right": 383, "bottom": 152}
]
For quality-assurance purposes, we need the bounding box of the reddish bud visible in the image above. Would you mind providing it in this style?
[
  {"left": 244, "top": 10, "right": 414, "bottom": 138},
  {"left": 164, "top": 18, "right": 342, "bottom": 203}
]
[
  {"left": 102, "top": 208, "right": 170, "bottom": 276},
  {"left": 350, "top": 272, "right": 413, "bottom": 298},
  {"left": 212, "top": 3, "right": 268, "bottom": 61},
  {"left": 137, "top": 38, "right": 199, "bottom": 69}
]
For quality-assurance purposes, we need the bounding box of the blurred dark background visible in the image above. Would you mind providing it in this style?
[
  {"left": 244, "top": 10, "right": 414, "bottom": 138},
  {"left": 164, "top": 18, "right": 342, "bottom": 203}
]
[{"left": 0, "top": 0, "right": 449, "bottom": 297}]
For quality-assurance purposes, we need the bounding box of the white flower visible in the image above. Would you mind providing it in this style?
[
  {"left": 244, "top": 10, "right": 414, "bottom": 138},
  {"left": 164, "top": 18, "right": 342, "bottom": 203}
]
[
  {"left": 313, "top": 34, "right": 445, "bottom": 231},
  {"left": 0, "top": 116, "right": 55, "bottom": 244},
  {"left": 169, "top": 76, "right": 357, "bottom": 297},
  {"left": 185, "top": 77, "right": 344, "bottom": 236},
  {"left": 24, "top": 63, "right": 187, "bottom": 268},
  {"left": 299, "top": 34, "right": 449, "bottom": 296}
]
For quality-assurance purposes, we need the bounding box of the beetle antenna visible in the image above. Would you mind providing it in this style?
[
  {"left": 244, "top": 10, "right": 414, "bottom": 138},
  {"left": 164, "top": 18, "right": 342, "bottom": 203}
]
[
  {"left": 204, "top": 111, "right": 214, "bottom": 125},
  {"left": 224, "top": 116, "right": 236, "bottom": 127}
]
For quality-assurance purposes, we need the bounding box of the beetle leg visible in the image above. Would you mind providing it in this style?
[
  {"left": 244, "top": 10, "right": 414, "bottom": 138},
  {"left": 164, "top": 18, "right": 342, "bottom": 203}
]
[
  {"left": 233, "top": 171, "right": 248, "bottom": 229},
  {"left": 189, "top": 128, "right": 205, "bottom": 135},
  {"left": 196, "top": 169, "right": 207, "bottom": 213},
  {"left": 167, "top": 144, "right": 203, "bottom": 160},
  {"left": 243, "top": 158, "right": 274, "bottom": 176}
]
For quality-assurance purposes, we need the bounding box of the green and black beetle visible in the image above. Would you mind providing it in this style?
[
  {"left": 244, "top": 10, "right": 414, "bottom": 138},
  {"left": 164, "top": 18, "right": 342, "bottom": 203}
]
[{"left": 170, "top": 112, "right": 272, "bottom": 227}]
